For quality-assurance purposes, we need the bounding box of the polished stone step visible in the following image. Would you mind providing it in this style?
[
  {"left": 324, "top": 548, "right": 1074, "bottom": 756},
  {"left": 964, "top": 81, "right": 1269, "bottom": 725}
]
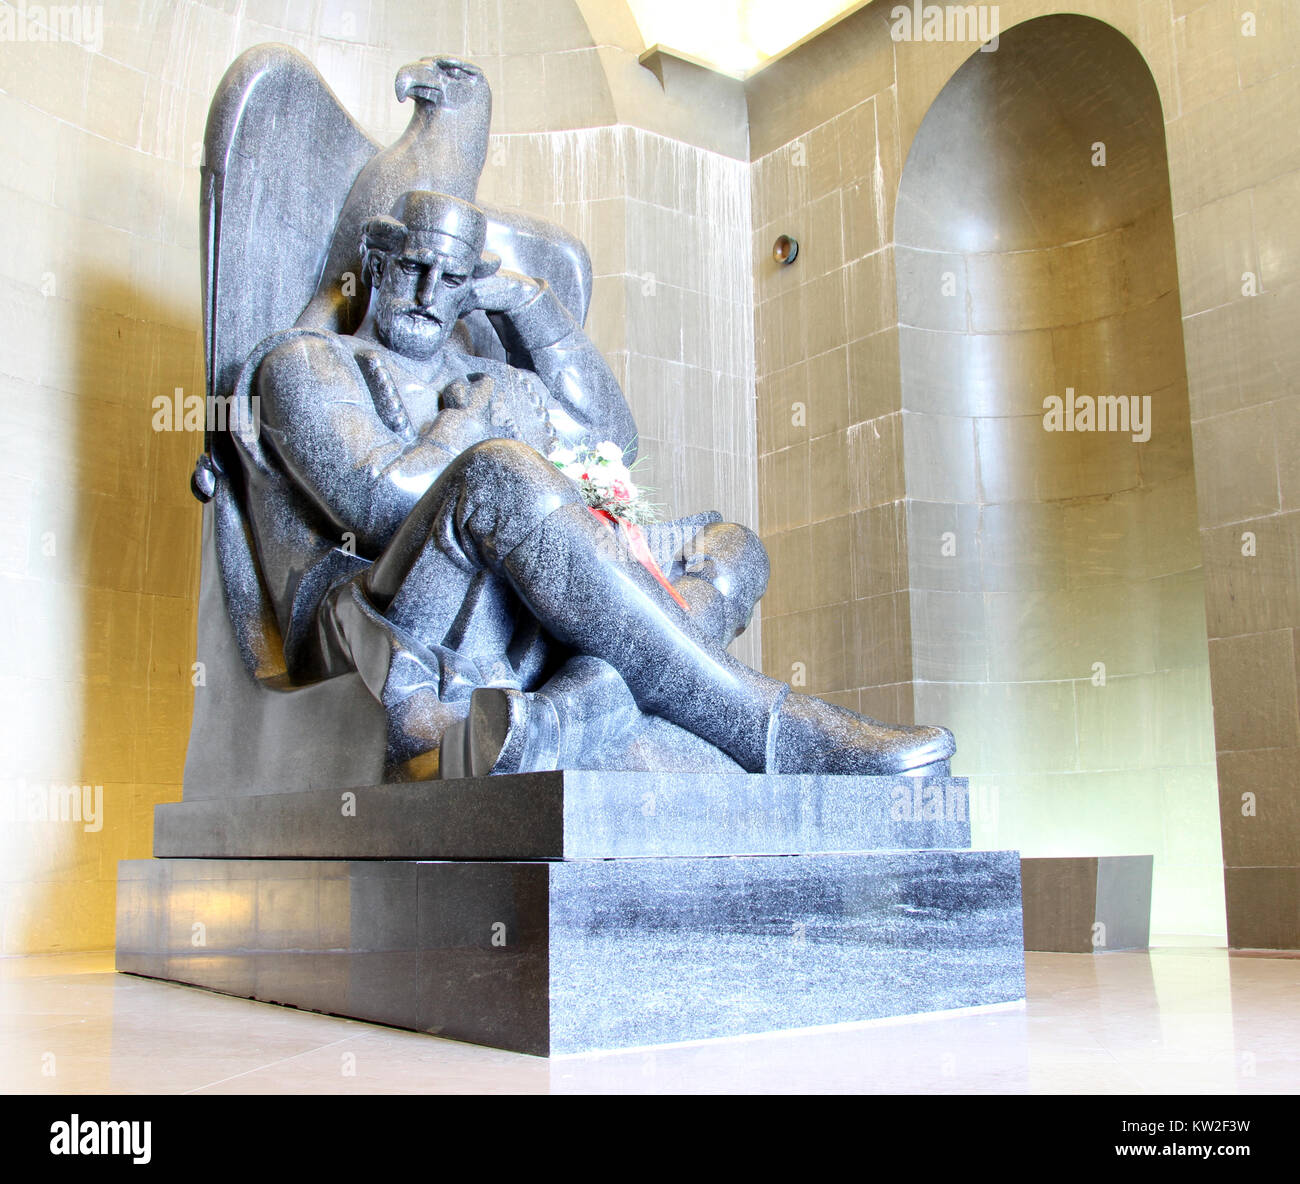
[
  {"left": 152, "top": 769, "right": 973, "bottom": 861},
  {"left": 117, "top": 849, "right": 1025, "bottom": 1056}
]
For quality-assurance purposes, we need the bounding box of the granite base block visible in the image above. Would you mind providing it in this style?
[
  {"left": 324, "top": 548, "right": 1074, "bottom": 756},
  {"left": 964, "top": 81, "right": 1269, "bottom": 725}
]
[
  {"left": 117, "top": 850, "right": 1025, "bottom": 1056},
  {"left": 154, "top": 769, "right": 973, "bottom": 860}
]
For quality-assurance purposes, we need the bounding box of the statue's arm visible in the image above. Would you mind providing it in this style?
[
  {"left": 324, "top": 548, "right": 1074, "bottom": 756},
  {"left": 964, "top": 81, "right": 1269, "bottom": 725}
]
[
  {"left": 256, "top": 336, "right": 483, "bottom": 554},
  {"left": 483, "top": 278, "right": 639, "bottom": 459}
]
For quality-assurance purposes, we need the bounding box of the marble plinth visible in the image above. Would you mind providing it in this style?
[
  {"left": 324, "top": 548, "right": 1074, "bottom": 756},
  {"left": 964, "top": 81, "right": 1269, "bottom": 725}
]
[
  {"left": 1020, "top": 855, "right": 1153, "bottom": 952},
  {"left": 152, "top": 770, "right": 973, "bottom": 860},
  {"left": 117, "top": 850, "right": 1025, "bottom": 1056}
]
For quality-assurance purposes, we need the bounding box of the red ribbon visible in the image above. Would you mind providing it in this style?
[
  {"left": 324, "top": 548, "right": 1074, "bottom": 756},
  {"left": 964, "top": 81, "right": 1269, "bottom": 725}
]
[{"left": 589, "top": 508, "right": 690, "bottom": 611}]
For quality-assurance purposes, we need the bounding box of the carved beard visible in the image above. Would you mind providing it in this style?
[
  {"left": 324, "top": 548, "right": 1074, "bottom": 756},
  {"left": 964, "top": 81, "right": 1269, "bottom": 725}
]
[{"left": 374, "top": 297, "right": 455, "bottom": 362}]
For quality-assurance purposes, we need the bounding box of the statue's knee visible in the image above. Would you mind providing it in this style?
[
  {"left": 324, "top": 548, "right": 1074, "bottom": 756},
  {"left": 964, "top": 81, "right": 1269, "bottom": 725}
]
[
  {"left": 455, "top": 438, "right": 567, "bottom": 511},
  {"left": 460, "top": 437, "right": 548, "bottom": 484},
  {"left": 685, "top": 522, "right": 769, "bottom": 610}
]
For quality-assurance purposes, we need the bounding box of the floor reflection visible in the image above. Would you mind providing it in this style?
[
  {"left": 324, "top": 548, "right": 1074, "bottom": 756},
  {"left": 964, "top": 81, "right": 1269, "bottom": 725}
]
[{"left": 0, "top": 949, "right": 1295, "bottom": 1094}]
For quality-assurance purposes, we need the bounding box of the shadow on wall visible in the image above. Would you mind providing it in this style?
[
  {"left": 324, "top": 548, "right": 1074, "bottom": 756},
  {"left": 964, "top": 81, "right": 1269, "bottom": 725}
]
[
  {"left": 3, "top": 264, "right": 202, "bottom": 953},
  {"left": 75, "top": 270, "right": 202, "bottom": 946},
  {"left": 894, "top": 14, "right": 1225, "bottom": 939}
]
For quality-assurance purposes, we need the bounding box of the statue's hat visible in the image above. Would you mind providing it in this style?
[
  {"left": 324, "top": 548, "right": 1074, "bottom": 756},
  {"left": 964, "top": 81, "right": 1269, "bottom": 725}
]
[{"left": 391, "top": 190, "right": 486, "bottom": 259}]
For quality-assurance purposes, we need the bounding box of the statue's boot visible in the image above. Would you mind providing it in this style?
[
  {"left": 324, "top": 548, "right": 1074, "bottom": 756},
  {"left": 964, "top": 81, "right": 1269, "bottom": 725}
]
[
  {"left": 770, "top": 693, "right": 953, "bottom": 775},
  {"left": 369, "top": 439, "right": 953, "bottom": 776},
  {"left": 463, "top": 678, "right": 954, "bottom": 776},
  {"left": 460, "top": 657, "right": 625, "bottom": 776}
]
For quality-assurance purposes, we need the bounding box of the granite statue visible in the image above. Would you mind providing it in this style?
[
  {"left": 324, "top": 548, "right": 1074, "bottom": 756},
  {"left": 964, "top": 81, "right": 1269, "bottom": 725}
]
[
  {"left": 117, "top": 42, "right": 1021, "bottom": 1066},
  {"left": 187, "top": 44, "right": 956, "bottom": 789}
]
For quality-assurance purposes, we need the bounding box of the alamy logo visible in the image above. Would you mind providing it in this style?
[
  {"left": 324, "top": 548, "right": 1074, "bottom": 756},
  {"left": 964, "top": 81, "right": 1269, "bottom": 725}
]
[
  {"left": 891, "top": 781, "right": 967, "bottom": 821},
  {"left": 151, "top": 388, "right": 261, "bottom": 438},
  {"left": 890, "top": 3, "right": 1000, "bottom": 51},
  {"left": 0, "top": 2, "right": 103, "bottom": 52},
  {"left": 50, "top": 1115, "right": 151, "bottom": 1165},
  {"left": 1043, "top": 388, "right": 1152, "bottom": 442},
  {"left": 0, "top": 780, "right": 104, "bottom": 831}
]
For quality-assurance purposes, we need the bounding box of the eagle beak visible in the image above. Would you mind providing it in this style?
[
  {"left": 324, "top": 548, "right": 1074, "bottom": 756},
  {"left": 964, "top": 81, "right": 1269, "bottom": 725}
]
[{"left": 395, "top": 61, "right": 441, "bottom": 105}]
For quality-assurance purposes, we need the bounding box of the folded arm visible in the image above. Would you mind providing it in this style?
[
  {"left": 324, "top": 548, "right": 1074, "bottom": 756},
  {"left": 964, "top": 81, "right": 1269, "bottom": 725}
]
[{"left": 256, "top": 334, "right": 486, "bottom": 555}]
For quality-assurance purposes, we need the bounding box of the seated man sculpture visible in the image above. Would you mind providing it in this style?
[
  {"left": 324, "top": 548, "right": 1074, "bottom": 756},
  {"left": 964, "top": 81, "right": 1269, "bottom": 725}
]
[{"left": 233, "top": 188, "right": 954, "bottom": 779}]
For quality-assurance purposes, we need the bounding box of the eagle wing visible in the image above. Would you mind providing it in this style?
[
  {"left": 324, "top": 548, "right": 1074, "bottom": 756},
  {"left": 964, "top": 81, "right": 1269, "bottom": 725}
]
[{"left": 201, "top": 43, "right": 379, "bottom": 466}]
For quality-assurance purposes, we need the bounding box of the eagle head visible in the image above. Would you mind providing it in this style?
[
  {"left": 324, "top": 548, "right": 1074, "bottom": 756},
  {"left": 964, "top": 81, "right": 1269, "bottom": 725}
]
[{"left": 395, "top": 56, "right": 488, "bottom": 113}]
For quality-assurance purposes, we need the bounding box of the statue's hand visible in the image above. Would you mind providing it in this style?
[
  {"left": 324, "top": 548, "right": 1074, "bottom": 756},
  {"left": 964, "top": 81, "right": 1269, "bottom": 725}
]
[
  {"left": 497, "top": 373, "right": 555, "bottom": 454},
  {"left": 441, "top": 373, "right": 553, "bottom": 454},
  {"left": 469, "top": 268, "right": 541, "bottom": 315},
  {"left": 441, "top": 373, "right": 497, "bottom": 419}
]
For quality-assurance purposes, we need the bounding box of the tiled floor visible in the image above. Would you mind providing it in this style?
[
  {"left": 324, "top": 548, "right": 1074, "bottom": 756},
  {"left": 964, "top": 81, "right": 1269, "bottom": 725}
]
[{"left": 1, "top": 947, "right": 1297, "bottom": 1094}]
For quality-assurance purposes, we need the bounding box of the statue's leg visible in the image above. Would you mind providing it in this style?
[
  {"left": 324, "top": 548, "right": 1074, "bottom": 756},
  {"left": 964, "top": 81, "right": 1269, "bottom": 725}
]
[
  {"left": 456, "top": 521, "right": 770, "bottom": 774},
  {"left": 368, "top": 438, "right": 954, "bottom": 775},
  {"left": 368, "top": 438, "right": 778, "bottom": 770},
  {"left": 317, "top": 574, "right": 492, "bottom": 779}
]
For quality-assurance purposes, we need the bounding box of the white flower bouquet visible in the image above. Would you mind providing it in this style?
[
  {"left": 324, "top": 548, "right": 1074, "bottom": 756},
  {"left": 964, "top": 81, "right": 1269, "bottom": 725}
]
[
  {"left": 547, "top": 441, "right": 658, "bottom": 526},
  {"left": 548, "top": 440, "right": 686, "bottom": 609}
]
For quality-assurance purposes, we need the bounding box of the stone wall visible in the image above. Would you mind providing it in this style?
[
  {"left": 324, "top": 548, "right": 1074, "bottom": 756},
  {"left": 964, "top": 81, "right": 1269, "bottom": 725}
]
[{"left": 747, "top": 0, "right": 1300, "bottom": 945}]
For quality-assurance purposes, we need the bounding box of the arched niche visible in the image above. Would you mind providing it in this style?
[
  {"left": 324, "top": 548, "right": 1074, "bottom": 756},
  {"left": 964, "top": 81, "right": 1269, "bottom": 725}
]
[{"left": 895, "top": 14, "right": 1224, "bottom": 938}]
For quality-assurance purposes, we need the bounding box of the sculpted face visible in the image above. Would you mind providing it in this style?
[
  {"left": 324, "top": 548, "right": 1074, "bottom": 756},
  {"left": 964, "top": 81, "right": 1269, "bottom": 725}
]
[
  {"left": 363, "top": 192, "right": 490, "bottom": 362},
  {"left": 370, "top": 234, "right": 478, "bottom": 362}
]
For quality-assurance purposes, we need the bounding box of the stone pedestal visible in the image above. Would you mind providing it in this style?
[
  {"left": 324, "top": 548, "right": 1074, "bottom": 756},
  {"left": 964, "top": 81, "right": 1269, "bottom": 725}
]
[{"left": 117, "top": 771, "right": 1026, "bottom": 1055}]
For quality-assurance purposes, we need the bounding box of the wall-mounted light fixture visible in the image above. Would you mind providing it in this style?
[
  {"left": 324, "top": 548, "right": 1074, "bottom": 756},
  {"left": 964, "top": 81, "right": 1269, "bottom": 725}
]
[{"left": 772, "top": 234, "right": 799, "bottom": 265}]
